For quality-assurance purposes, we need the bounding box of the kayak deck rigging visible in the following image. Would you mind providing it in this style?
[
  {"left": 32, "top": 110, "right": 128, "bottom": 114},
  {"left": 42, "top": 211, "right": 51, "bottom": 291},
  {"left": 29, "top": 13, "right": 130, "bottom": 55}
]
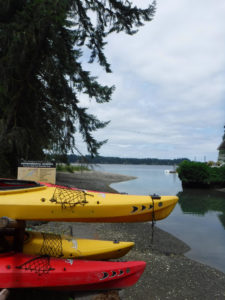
[
  {"left": 16, "top": 255, "right": 54, "bottom": 275},
  {"left": 50, "top": 188, "right": 90, "bottom": 208}
]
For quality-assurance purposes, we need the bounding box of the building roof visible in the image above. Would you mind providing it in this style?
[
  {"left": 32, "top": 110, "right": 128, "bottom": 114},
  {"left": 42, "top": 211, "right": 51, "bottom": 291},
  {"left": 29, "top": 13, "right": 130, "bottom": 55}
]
[{"left": 218, "top": 140, "right": 225, "bottom": 150}]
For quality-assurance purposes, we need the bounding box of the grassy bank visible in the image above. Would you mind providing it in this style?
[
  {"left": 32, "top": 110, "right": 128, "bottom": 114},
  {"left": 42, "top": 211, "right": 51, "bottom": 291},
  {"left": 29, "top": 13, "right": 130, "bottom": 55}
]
[{"left": 56, "top": 164, "right": 90, "bottom": 173}]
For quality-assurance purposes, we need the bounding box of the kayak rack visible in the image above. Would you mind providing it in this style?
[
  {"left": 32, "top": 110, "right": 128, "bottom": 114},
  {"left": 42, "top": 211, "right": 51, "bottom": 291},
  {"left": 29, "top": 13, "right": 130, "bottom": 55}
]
[{"left": 0, "top": 217, "right": 25, "bottom": 252}]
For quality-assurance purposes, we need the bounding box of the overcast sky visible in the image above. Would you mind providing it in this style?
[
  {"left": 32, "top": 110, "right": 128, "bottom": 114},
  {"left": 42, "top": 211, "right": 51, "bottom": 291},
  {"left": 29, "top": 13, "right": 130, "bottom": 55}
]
[{"left": 78, "top": 0, "right": 225, "bottom": 162}]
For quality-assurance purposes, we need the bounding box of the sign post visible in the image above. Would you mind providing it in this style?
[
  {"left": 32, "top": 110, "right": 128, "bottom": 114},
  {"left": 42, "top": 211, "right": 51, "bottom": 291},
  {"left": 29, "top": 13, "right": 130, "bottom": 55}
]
[{"left": 17, "top": 161, "right": 56, "bottom": 184}]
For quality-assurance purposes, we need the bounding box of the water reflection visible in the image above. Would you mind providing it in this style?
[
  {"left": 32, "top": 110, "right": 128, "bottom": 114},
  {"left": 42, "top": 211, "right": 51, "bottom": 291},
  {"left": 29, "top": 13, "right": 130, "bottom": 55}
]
[
  {"left": 178, "top": 189, "right": 225, "bottom": 230},
  {"left": 218, "top": 214, "right": 225, "bottom": 229},
  {"left": 97, "top": 164, "right": 225, "bottom": 273}
]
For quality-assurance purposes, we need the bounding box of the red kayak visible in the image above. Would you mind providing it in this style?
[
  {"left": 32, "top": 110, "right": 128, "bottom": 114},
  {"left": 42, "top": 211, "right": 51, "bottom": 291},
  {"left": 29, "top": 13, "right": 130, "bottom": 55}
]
[
  {"left": 0, "top": 178, "right": 99, "bottom": 193},
  {"left": 0, "top": 252, "right": 146, "bottom": 291},
  {"left": 0, "top": 178, "right": 42, "bottom": 190}
]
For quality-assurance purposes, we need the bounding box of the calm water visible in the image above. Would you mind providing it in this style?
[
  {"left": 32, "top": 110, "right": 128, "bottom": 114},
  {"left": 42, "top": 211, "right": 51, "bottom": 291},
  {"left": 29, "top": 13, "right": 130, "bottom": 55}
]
[{"left": 94, "top": 164, "right": 225, "bottom": 274}]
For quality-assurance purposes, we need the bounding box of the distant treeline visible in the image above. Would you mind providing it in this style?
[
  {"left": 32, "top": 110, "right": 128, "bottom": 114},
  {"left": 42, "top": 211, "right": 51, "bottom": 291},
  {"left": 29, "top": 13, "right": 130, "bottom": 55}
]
[{"left": 67, "top": 155, "right": 189, "bottom": 165}]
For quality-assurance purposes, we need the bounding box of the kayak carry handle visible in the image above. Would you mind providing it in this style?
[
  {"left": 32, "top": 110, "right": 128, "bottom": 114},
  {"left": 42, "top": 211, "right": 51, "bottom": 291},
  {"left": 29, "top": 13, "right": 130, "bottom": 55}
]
[{"left": 151, "top": 194, "right": 161, "bottom": 200}]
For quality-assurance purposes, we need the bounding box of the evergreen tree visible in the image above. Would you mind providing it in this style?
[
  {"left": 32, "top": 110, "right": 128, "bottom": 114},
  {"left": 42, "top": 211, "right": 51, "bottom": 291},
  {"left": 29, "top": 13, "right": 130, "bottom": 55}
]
[{"left": 0, "top": 0, "right": 155, "bottom": 176}]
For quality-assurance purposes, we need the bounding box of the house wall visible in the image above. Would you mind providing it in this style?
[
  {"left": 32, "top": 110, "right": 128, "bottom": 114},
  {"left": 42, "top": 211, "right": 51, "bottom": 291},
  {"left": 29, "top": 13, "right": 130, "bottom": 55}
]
[{"left": 218, "top": 150, "right": 225, "bottom": 163}]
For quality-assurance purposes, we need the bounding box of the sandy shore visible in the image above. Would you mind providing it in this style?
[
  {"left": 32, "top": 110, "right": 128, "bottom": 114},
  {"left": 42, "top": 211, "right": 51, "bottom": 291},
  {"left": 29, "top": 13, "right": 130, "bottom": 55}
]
[
  {"left": 9, "top": 171, "right": 225, "bottom": 300},
  {"left": 56, "top": 170, "right": 136, "bottom": 193}
]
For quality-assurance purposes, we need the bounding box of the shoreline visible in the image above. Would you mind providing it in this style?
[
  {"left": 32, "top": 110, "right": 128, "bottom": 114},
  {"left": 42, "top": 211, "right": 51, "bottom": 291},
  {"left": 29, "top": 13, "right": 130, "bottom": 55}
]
[
  {"left": 56, "top": 170, "right": 137, "bottom": 193},
  {"left": 55, "top": 171, "right": 225, "bottom": 299}
]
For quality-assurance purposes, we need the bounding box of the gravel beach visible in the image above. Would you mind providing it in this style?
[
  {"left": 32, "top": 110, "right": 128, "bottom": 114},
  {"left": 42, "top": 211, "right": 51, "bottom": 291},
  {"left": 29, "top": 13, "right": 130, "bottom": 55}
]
[{"left": 9, "top": 171, "right": 225, "bottom": 300}]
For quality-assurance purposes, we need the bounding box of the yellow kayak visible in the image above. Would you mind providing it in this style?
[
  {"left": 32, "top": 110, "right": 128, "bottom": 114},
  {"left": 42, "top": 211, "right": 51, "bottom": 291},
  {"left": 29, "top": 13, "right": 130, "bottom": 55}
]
[
  {"left": 4, "top": 231, "right": 134, "bottom": 260},
  {"left": 0, "top": 182, "right": 178, "bottom": 222}
]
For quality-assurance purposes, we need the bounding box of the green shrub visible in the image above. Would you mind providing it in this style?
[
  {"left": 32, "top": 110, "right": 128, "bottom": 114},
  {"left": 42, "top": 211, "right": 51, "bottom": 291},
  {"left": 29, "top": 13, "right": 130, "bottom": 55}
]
[
  {"left": 56, "top": 164, "right": 90, "bottom": 173},
  {"left": 65, "top": 164, "right": 74, "bottom": 173},
  {"left": 177, "top": 160, "right": 210, "bottom": 188},
  {"left": 209, "top": 165, "right": 225, "bottom": 187},
  {"left": 177, "top": 160, "right": 225, "bottom": 188},
  {"left": 56, "top": 164, "right": 64, "bottom": 172}
]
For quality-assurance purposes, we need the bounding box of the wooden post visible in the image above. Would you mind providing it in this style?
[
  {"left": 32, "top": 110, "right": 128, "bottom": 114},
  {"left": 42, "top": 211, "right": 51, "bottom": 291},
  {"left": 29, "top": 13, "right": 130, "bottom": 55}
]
[
  {"left": 0, "top": 217, "right": 24, "bottom": 229},
  {"left": 13, "top": 221, "right": 26, "bottom": 252},
  {"left": 0, "top": 217, "right": 26, "bottom": 252}
]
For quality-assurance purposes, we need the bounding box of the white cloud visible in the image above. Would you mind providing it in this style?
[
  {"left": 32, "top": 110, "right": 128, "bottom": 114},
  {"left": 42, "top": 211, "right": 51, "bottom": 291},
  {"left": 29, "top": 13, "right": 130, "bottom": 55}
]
[{"left": 77, "top": 0, "right": 225, "bottom": 161}]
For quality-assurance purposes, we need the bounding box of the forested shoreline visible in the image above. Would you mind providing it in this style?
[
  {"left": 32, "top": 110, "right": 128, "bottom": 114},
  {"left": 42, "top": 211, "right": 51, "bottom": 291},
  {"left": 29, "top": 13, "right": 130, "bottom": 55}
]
[{"left": 67, "top": 155, "right": 188, "bottom": 165}]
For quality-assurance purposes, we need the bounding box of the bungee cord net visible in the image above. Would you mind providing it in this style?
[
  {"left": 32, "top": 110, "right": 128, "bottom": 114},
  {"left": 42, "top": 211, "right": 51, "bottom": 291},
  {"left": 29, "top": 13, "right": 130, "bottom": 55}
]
[
  {"left": 40, "top": 232, "right": 63, "bottom": 258},
  {"left": 16, "top": 256, "right": 54, "bottom": 275},
  {"left": 50, "top": 188, "right": 90, "bottom": 208}
]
